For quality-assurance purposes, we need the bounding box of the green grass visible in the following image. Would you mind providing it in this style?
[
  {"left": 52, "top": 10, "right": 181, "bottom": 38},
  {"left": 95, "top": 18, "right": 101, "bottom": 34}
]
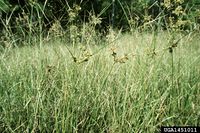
[{"left": 0, "top": 32, "right": 200, "bottom": 132}]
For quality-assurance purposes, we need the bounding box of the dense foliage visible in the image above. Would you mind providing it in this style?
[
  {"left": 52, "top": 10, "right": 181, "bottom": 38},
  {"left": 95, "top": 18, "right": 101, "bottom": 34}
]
[
  {"left": 0, "top": 1, "right": 200, "bottom": 132},
  {"left": 0, "top": 0, "right": 200, "bottom": 33}
]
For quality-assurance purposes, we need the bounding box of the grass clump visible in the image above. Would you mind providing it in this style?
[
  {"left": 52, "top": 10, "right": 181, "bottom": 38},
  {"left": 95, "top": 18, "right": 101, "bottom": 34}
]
[{"left": 0, "top": 31, "right": 200, "bottom": 132}]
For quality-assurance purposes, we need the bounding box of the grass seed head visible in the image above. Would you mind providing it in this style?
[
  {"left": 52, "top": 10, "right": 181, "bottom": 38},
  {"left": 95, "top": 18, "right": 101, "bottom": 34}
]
[
  {"left": 117, "top": 54, "right": 129, "bottom": 63},
  {"left": 169, "top": 47, "right": 173, "bottom": 53},
  {"left": 111, "top": 47, "right": 117, "bottom": 59}
]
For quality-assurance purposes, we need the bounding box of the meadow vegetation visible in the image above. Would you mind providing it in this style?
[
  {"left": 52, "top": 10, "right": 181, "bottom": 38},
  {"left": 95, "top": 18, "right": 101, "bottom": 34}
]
[{"left": 0, "top": 0, "right": 200, "bottom": 132}]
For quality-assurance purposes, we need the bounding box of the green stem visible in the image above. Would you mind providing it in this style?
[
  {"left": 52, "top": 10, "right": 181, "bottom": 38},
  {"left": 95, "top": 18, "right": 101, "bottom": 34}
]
[{"left": 171, "top": 51, "right": 174, "bottom": 90}]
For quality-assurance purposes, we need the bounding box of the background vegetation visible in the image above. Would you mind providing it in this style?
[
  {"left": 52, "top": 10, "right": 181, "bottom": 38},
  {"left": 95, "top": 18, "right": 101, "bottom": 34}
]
[{"left": 1, "top": 0, "right": 200, "bottom": 32}]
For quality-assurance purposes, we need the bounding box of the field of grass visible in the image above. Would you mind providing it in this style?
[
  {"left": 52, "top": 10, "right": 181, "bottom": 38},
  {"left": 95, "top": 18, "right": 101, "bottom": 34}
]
[{"left": 0, "top": 31, "right": 200, "bottom": 132}]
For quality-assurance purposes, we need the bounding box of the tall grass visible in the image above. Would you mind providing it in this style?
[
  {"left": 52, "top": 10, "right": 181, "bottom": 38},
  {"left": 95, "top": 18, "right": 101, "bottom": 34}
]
[{"left": 0, "top": 31, "right": 200, "bottom": 132}]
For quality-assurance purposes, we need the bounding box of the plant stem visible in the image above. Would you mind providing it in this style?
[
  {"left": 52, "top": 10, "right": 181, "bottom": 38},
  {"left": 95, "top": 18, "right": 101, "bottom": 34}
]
[{"left": 171, "top": 50, "right": 174, "bottom": 90}]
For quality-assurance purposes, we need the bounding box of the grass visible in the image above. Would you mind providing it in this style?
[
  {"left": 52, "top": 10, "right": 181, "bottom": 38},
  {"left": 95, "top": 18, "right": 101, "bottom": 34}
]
[{"left": 0, "top": 31, "right": 200, "bottom": 132}]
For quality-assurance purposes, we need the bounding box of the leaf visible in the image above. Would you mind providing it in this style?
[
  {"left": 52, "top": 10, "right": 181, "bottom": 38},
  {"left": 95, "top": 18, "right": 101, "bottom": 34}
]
[{"left": 0, "top": 0, "right": 11, "bottom": 13}]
